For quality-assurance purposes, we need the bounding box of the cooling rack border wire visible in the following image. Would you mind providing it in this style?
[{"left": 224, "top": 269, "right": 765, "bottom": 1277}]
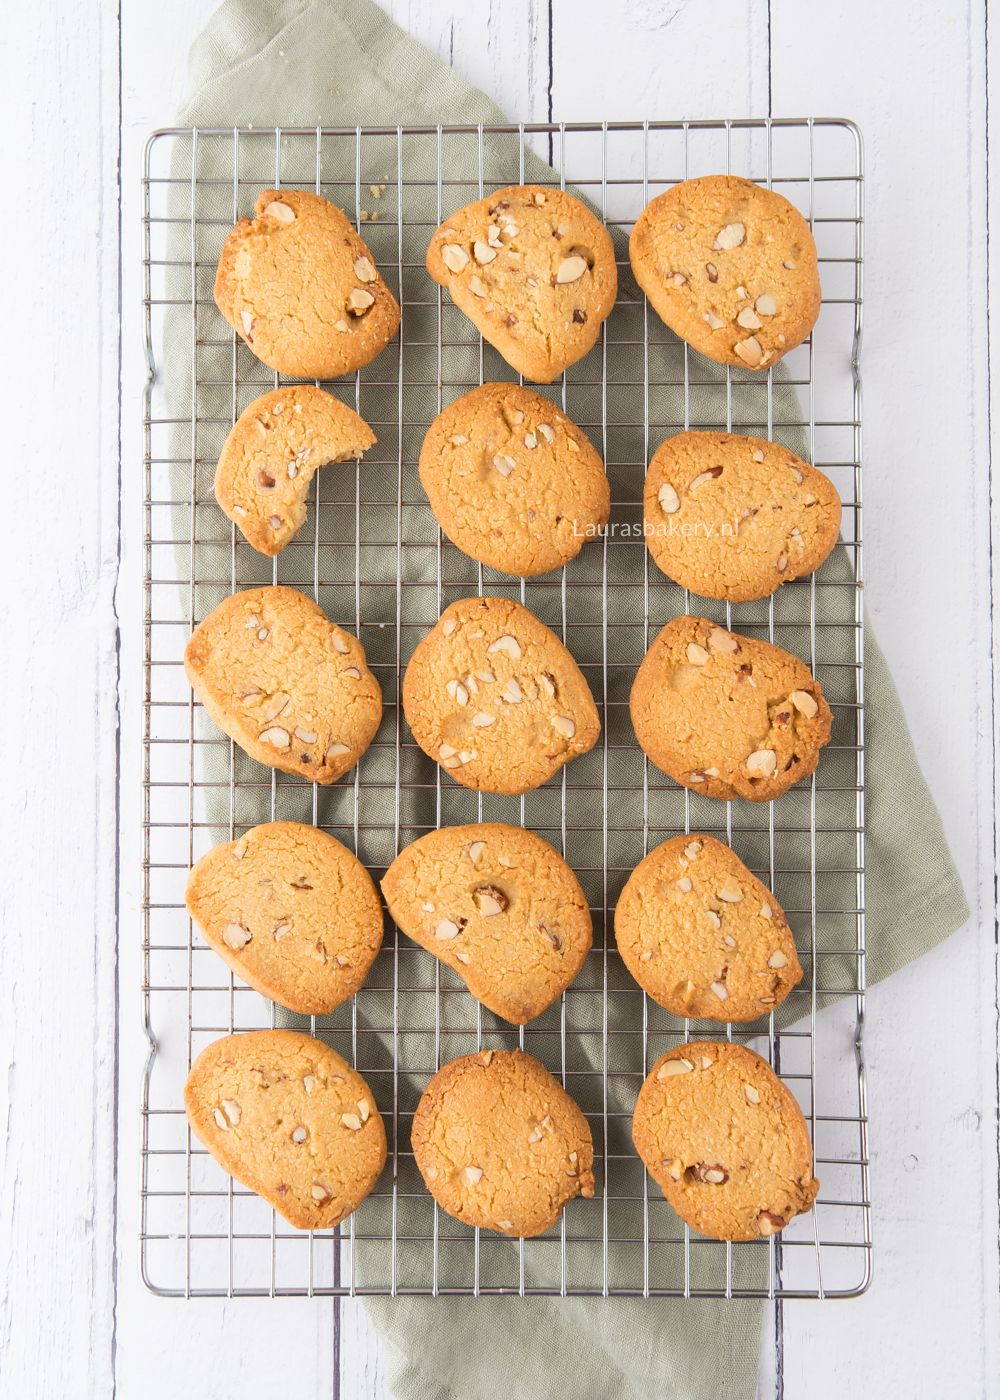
[{"left": 140, "top": 118, "right": 871, "bottom": 1300}]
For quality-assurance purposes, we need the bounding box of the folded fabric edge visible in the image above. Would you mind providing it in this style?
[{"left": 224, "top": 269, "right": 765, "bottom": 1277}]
[
  {"left": 378, "top": 1336, "right": 459, "bottom": 1400},
  {"left": 863, "top": 628, "right": 971, "bottom": 978},
  {"left": 182, "top": 0, "right": 311, "bottom": 116},
  {"left": 181, "top": 0, "right": 506, "bottom": 131},
  {"left": 868, "top": 869, "right": 970, "bottom": 984}
]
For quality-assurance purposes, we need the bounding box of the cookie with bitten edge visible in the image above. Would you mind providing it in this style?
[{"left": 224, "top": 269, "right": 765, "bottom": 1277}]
[
  {"left": 418, "top": 382, "right": 610, "bottom": 577},
  {"left": 186, "top": 821, "right": 383, "bottom": 1016},
  {"left": 426, "top": 184, "right": 617, "bottom": 383},
  {"left": 629, "top": 175, "right": 820, "bottom": 371},
  {"left": 629, "top": 615, "right": 832, "bottom": 802},
  {"left": 184, "top": 585, "right": 382, "bottom": 785},
  {"left": 382, "top": 822, "right": 591, "bottom": 1024},
  {"left": 614, "top": 834, "right": 801, "bottom": 1021},
  {"left": 643, "top": 430, "right": 841, "bottom": 602},
  {"left": 214, "top": 188, "right": 401, "bottom": 379},
  {"left": 402, "top": 595, "right": 600, "bottom": 795},
  {"left": 412, "top": 1049, "right": 595, "bottom": 1237},
  {"left": 185, "top": 1030, "right": 386, "bottom": 1231},
  {"left": 632, "top": 1041, "right": 819, "bottom": 1241},
  {"left": 215, "top": 386, "right": 375, "bottom": 557}
]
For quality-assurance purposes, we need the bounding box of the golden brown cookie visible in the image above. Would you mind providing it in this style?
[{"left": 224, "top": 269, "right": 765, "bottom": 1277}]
[
  {"left": 402, "top": 596, "right": 600, "bottom": 795},
  {"left": 185, "top": 1030, "right": 386, "bottom": 1231},
  {"left": 418, "top": 383, "right": 610, "bottom": 577},
  {"left": 186, "top": 822, "right": 383, "bottom": 1015},
  {"left": 184, "top": 586, "right": 382, "bottom": 785},
  {"left": 426, "top": 185, "right": 617, "bottom": 383},
  {"left": 614, "top": 835, "right": 801, "bottom": 1021},
  {"left": 215, "top": 386, "right": 375, "bottom": 556},
  {"left": 629, "top": 176, "right": 820, "bottom": 370},
  {"left": 214, "top": 189, "right": 400, "bottom": 379},
  {"left": 643, "top": 431, "right": 841, "bottom": 601},
  {"left": 632, "top": 1041, "right": 819, "bottom": 1241},
  {"left": 412, "top": 1050, "right": 595, "bottom": 1237},
  {"left": 382, "top": 823, "right": 591, "bottom": 1024},
  {"left": 630, "top": 616, "right": 832, "bottom": 802}
]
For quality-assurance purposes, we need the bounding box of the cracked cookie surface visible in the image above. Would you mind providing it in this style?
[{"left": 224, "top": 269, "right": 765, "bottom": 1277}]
[
  {"left": 185, "top": 1030, "right": 386, "bottom": 1231},
  {"left": 184, "top": 585, "right": 382, "bottom": 785},
  {"left": 614, "top": 834, "right": 801, "bottom": 1021},
  {"left": 643, "top": 430, "right": 841, "bottom": 601},
  {"left": 632, "top": 1041, "right": 819, "bottom": 1241},
  {"left": 402, "top": 595, "right": 600, "bottom": 795},
  {"left": 426, "top": 184, "right": 616, "bottom": 383},
  {"left": 214, "top": 188, "right": 400, "bottom": 379},
  {"left": 186, "top": 821, "right": 383, "bottom": 1015},
  {"left": 630, "top": 616, "right": 832, "bottom": 802},
  {"left": 382, "top": 822, "right": 591, "bottom": 1024},
  {"left": 215, "top": 386, "right": 375, "bottom": 556},
  {"left": 629, "top": 175, "right": 820, "bottom": 371},
  {"left": 419, "top": 382, "right": 610, "bottom": 577},
  {"left": 412, "top": 1049, "right": 595, "bottom": 1237}
]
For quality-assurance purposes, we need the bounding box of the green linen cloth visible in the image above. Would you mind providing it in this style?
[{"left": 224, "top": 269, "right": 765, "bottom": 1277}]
[{"left": 161, "top": 1, "right": 969, "bottom": 1395}]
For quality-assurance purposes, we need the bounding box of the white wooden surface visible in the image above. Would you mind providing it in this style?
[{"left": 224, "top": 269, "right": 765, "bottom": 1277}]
[
  {"left": 1, "top": 1, "right": 120, "bottom": 1395},
  {"left": 3, "top": 0, "right": 996, "bottom": 1396}
]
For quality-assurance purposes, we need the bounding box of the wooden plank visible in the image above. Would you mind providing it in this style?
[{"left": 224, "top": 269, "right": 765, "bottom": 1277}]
[
  {"left": 114, "top": 0, "right": 337, "bottom": 1394},
  {"left": 550, "top": 0, "right": 767, "bottom": 120},
  {"left": 982, "top": 6, "right": 998, "bottom": 1392},
  {"left": 0, "top": 1, "right": 120, "bottom": 1396},
  {"left": 388, "top": 0, "right": 551, "bottom": 121},
  {"left": 341, "top": 5, "right": 772, "bottom": 1396},
  {"left": 336, "top": 6, "right": 555, "bottom": 1386},
  {"left": 770, "top": 2, "right": 998, "bottom": 1394}
]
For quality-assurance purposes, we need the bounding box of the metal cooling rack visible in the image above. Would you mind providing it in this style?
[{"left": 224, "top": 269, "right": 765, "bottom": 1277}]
[{"left": 141, "top": 119, "right": 870, "bottom": 1299}]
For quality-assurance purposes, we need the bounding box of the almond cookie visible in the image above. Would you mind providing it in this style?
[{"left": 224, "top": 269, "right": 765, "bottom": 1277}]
[
  {"left": 216, "top": 386, "right": 375, "bottom": 556},
  {"left": 214, "top": 189, "right": 401, "bottom": 379},
  {"left": 186, "top": 822, "right": 383, "bottom": 1015},
  {"left": 632, "top": 1041, "right": 819, "bottom": 1241},
  {"left": 185, "top": 1030, "right": 386, "bottom": 1231},
  {"left": 644, "top": 431, "right": 841, "bottom": 601},
  {"left": 426, "top": 185, "right": 617, "bottom": 383},
  {"left": 630, "top": 616, "right": 832, "bottom": 802},
  {"left": 185, "top": 585, "right": 382, "bottom": 785},
  {"left": 614, "top": 835, "right": 801, "bottom": 1021},
  {"left": 412, "top": 1050, "right": 595, "bottom": 1237},
  {"left": 629, "top": 176, "right": 820, "bottom": 370},
  {"left": 382, "top": 823, "right": 591, "bottom": 1024},
  {"left": 402, "top": 596, "right": 600, "bottom": 795},
  {"left": 418, "top": 383, "right": 610, "bottom": 577}
]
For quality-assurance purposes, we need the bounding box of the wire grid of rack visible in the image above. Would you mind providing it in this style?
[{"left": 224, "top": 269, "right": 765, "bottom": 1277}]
[{"left": 141, "top": 118, "right": 869, "bottom": 1299}]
